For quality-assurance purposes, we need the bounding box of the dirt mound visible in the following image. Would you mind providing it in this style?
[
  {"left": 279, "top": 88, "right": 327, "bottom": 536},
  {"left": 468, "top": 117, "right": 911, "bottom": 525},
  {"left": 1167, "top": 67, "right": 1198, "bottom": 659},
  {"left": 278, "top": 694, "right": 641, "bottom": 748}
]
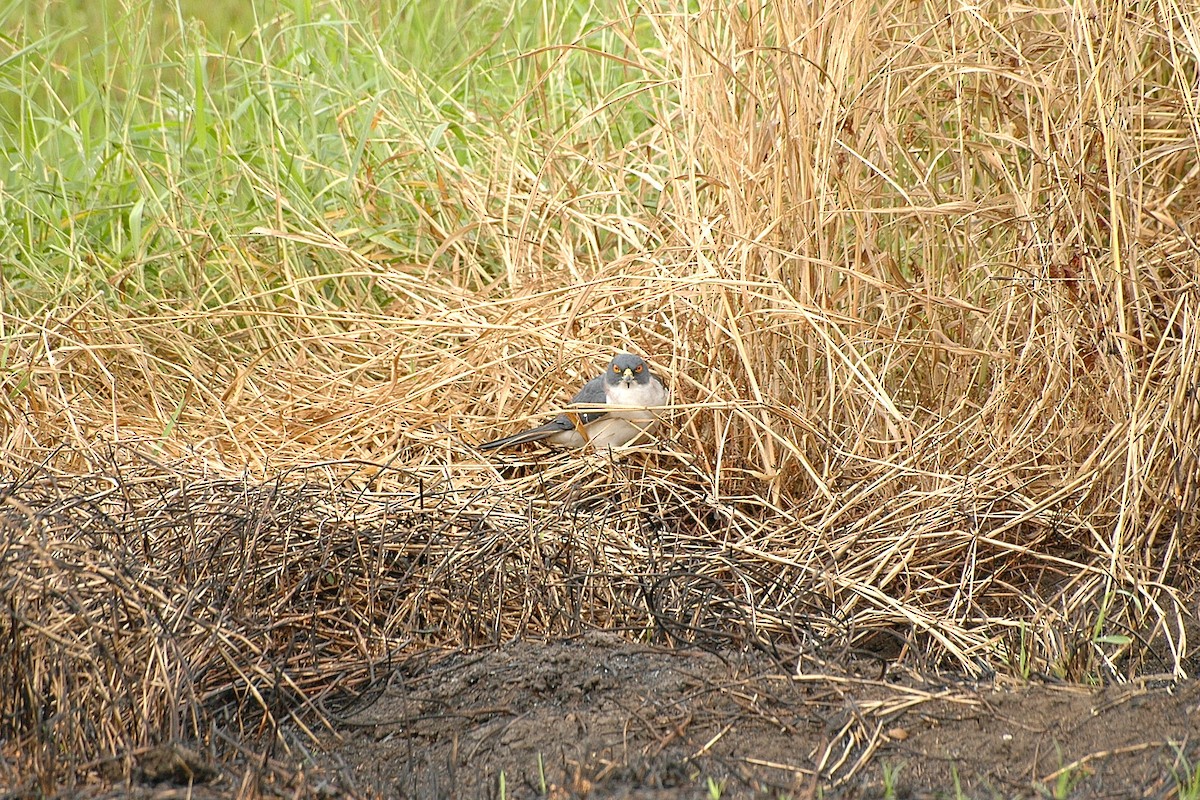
[{"left": 315, "top": 633, "right": 1200, "bottom": 799}]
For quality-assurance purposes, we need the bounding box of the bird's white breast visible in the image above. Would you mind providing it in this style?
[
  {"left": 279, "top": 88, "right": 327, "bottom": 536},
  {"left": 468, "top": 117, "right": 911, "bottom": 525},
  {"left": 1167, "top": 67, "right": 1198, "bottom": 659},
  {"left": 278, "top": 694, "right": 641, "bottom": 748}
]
[
  {"left": 604, "top": 379, "right": 667, "bottom": 423},
  {"left": 579, "top": 377, "right": 666, "bottom": 448}
]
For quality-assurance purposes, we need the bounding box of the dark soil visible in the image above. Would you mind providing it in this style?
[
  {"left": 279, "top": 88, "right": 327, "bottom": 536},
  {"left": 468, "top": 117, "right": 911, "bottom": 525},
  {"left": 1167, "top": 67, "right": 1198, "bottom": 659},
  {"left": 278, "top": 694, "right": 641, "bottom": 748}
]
[
  {"left": 309, "top": 632, "right": 1200, "bottom": 799},
  {"left": 5, "top": 464, "right": 1196, "bottom": 800}
]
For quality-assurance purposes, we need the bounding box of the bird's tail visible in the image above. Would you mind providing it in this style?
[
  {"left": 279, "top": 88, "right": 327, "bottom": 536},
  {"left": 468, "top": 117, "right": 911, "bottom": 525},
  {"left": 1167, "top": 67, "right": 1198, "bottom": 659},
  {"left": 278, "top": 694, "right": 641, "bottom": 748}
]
[{"left": 478, "top": 423, "right": 562, "bottom": 451}]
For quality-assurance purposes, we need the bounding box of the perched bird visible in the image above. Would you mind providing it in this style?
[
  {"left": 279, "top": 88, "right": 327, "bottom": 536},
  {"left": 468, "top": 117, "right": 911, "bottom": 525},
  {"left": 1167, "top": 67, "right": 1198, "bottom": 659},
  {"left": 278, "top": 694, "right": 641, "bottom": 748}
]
[{"left": 479, "top": 353, "right": 668, "bottom": 451}]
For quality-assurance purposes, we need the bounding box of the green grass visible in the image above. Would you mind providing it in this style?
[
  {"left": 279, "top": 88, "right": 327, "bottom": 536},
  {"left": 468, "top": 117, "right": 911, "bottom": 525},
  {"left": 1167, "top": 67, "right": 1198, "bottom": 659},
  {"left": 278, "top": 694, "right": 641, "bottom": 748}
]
[{"left": 1, "top": 0, "right": 656, "bottom": 320}]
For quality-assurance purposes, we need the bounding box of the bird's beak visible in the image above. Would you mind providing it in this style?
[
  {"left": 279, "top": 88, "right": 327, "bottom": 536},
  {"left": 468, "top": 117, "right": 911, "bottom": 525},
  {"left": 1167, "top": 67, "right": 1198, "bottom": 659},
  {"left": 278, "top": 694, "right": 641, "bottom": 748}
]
[{"left": 621, "top": 368, "right": 634, "bottom": 383}]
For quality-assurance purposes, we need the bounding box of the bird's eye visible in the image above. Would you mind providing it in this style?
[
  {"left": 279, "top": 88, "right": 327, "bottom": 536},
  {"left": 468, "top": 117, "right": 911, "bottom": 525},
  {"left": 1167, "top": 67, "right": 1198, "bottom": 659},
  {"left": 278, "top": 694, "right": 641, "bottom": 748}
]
[
  {"left": 634, "top": 365, "right": 643, "bottom": 373},
  {"left": 612, "top": 365, "right": 621, "bottom": 373}
]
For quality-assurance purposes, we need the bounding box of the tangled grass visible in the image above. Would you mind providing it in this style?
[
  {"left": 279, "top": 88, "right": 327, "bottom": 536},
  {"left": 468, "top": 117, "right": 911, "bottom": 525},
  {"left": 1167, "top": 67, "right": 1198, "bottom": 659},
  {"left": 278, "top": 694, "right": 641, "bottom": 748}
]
[{"left": 3, "top": 0, "right": 1200, "bottom": 793}]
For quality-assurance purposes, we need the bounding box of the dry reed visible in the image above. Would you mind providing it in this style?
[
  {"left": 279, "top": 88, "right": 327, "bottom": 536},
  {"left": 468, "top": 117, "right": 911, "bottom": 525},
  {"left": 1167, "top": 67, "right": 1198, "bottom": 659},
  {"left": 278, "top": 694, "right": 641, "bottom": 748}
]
[{"left": 3, "top": 0, "right": 1200, "bottom": 792}]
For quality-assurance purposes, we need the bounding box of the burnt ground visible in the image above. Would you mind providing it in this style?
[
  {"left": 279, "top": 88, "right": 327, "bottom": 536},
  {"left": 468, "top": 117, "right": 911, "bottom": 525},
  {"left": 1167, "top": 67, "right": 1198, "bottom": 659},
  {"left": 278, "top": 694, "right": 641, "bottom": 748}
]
[
  {"left": 305, "top": 632, "right": 1200, "bottom": 799},
  {"left": 5, "top": 464, "right": 1198, "bottom": 800}
]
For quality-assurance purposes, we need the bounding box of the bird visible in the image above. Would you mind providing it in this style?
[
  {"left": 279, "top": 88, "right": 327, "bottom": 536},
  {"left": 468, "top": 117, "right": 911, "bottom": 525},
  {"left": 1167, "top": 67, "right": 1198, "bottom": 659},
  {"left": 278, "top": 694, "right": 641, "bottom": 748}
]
[{"left": 479, "top": 353, "right": 668, "bottom": 451}]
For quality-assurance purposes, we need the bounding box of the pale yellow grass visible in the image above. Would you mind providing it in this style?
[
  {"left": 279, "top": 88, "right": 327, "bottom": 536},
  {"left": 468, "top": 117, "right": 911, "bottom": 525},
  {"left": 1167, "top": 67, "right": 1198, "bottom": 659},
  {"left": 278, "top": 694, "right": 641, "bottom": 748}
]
[{"left": 4, "top": 0, "right": 1199, "bottom": 727}]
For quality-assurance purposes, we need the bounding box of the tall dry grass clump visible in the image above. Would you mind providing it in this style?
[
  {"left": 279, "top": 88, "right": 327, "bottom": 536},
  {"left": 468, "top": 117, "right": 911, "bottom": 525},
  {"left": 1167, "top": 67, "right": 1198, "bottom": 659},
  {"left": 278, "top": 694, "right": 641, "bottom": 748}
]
[
  {"left": 651, "top": 0, "right": 1200, "bottom": 673},
  {"left": 3, "top": 0, "right": 1200, "bottom": 791},
  {"left": 630, "top": 0, "right": 1200, "bottom": 664}
]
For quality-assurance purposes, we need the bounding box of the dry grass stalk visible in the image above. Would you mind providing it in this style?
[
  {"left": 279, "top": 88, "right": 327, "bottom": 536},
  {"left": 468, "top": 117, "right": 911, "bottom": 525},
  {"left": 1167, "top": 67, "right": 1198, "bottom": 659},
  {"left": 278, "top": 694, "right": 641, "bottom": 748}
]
[{"left": 3, "top": 0, "right": 1200, "bottom": 789}]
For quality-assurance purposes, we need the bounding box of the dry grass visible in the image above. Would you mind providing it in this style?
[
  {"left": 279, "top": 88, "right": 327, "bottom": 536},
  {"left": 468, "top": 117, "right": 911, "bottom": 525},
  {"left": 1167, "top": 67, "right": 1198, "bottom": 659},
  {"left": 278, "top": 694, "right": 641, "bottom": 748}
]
[{"left": 3, "top": 0, "right": 1200, "bottom": 793}]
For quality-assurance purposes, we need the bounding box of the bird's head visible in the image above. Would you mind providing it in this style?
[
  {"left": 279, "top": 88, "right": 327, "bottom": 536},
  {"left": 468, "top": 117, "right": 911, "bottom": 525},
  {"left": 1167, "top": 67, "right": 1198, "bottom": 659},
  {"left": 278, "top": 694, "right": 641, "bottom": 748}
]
[{"left": 606, "top": 353, "right": 651, "bottom": 388}]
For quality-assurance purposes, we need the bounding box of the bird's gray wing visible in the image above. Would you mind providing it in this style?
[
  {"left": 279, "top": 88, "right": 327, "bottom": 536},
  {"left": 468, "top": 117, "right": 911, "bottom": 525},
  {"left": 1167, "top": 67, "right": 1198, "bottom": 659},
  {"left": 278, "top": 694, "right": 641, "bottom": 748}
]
[
  {"left": 565, "top": 375, "right": 611, "bottom": 425},
  {"left": 478, "top": 375, "right": 610, "bottom": 451}
]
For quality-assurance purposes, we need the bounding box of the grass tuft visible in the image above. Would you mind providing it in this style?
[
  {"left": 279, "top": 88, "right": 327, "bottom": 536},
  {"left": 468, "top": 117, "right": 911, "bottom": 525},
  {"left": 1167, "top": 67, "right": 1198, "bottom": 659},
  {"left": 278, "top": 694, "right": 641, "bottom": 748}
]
[{"left": 3, "top": 0, "right": 1200, "bottom": 791}]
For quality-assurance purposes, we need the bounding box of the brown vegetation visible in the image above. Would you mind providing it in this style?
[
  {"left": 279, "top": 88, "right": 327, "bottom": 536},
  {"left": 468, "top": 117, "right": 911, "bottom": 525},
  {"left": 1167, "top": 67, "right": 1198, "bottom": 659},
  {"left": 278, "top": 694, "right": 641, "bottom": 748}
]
[{"left": 3, "top": 0, "right": 1200, "bottom": 795}]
